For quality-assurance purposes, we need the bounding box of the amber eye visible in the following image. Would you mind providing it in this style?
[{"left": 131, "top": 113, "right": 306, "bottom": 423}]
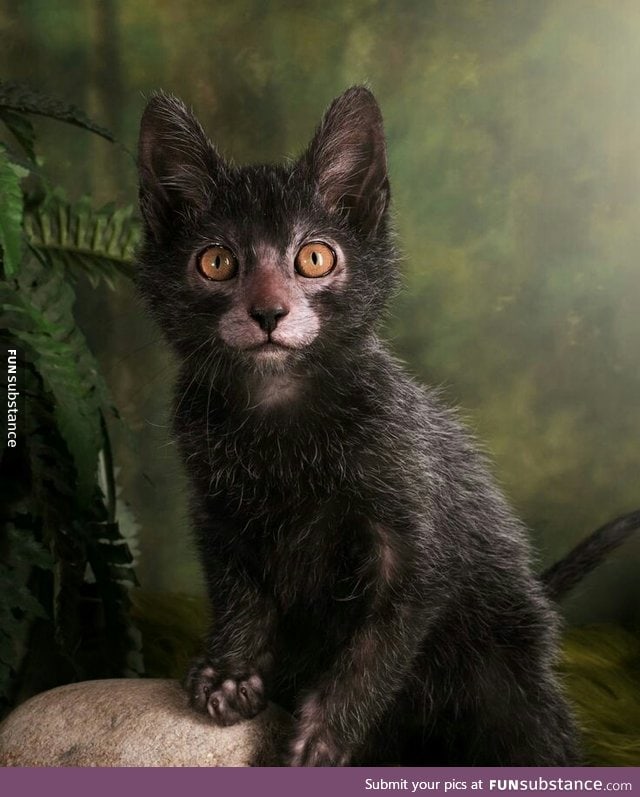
[
  {"left": 197, "top": 245, "right": 237, "bottom": 281},
  {"left": 295, "top": 242, "right": 336, "bottom": 278}
]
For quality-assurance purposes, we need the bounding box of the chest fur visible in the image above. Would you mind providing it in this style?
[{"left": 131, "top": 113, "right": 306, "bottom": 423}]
[{"left": 224, "top": 496, "right": 376, "bottom": 612}]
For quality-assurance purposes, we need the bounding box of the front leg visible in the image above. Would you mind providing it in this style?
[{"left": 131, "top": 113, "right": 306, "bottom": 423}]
[
  {"left": 288, "top": 595, "right": 434, "bottom": 766},
  {"left": 186, "top": 536, "right": 277, "bottom": 726}
]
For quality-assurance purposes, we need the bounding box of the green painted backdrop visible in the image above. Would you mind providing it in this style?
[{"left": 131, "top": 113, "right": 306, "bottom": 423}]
[{"left": 2, "top": 0, "right": 638, "bottom": 628}]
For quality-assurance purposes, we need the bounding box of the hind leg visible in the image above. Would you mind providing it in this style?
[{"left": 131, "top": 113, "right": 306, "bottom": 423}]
[
  {"left": 409, "top": 658, "right": 581, "bottom": 765},
  {"left": 463, "top": 674, "right": 579, "bottom": 764}
]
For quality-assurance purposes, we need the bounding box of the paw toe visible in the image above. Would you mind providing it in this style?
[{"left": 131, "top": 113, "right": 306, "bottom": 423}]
[{"left": 184, "top": 657, "right": 266, "bottom": 726}]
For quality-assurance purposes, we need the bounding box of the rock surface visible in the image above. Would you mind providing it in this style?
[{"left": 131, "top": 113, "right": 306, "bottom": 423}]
[{"left": 0, "top": 679, "right": 290, "bottom": 767}]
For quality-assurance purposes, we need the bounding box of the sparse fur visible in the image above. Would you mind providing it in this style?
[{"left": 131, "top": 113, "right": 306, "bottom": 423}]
[{"left": 135, "top": 87, "right": 622, "bottom": 765}]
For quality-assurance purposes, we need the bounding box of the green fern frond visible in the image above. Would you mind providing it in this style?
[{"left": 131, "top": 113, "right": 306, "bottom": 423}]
[
  {"left": 0, "top": 148, "right": 28, "bottom": 277},
  {"left": 0, "top": 109, "right": 36, "bottom": 162},
  {"left": 0, "top": 81, "right": 113, "bottom": 142},
  {"left": 24, "top": 194, "right": 140, "bottom": 287}
]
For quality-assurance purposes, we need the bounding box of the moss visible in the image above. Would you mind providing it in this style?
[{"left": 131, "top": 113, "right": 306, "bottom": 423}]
[{"left": 561, "top": 626, "right": 640, "bottom": 766}]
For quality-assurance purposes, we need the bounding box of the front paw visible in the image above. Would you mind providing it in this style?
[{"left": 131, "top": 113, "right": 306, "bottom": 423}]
[
  {"left": 288, "top": 696, "right": 351, "bottom": 766},
  {"left": 289, "top": 731, "right": 350, "bottom": 767},
  {"left": 185, "top": 655, "right": 267, "bottom": 726}
]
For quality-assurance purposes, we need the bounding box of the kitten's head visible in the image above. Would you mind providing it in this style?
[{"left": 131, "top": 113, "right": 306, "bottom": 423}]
[{"left": 137, "top": 87, "right": 397, "bottom": 381}]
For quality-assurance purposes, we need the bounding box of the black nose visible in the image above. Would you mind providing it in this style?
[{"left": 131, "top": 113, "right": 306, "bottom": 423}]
[{"left": 250, "top": 305, "right": 289, "bottom": 334}]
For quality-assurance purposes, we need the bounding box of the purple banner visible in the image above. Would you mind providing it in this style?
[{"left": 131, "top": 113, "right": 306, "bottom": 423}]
[{"left": 0, "top": 767, "right": 638, "bottom": 797}]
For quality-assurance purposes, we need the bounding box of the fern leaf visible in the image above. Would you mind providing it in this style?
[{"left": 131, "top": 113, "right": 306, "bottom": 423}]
[
  {"left": 1, "top": 257, "right": 108, "bottom": 507},
  {"left": 24, "top": 194, "right": 139, "bottom": 286},
  {"left": 0, "top": 525, "right": 50, "bottom": 700},
  {"left": 0, "top": 81, "right": 114, "bottom": 142},
  {"left": 6, "top": 526, "right": 53, "bottom": 572},
  {"left": 0, "top": 109, "right": 36, "bottom": 161},
  {"left": 0, "top": 148, "right": 28, "bottom": 277},
  {"left": 82, "top": 518, "right": 144, "bottom": 676}
]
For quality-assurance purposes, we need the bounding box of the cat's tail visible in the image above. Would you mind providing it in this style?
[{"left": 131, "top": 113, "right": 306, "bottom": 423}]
[{"left": 542, "top": 509, "right": 640, "bottom": 601}]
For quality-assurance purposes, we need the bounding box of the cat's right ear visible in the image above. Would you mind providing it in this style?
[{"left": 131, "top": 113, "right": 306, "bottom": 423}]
[{"left": 138, "top": 94, "right": 223, "bottom": 239}]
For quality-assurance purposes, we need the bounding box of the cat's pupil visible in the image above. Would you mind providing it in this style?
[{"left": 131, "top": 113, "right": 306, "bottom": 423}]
[
  {"left": 215, "top": 255, "right": 221, "bottom": 268},
  {"left": 312, "top": 251, "right": 320, "bottom": 266}
]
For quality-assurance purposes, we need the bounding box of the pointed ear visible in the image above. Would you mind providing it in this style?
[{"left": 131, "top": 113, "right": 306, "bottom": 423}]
[
  {"left": 138, "top": 93, "right": 223, "bottom": 239},
  {"left": 301, "top": 87, "right": 390, "bottom": 234}
]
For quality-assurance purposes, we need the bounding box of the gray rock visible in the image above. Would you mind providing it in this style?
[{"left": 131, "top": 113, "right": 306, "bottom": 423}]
[{"left": 0, "top": 679, "right": 290, "bottom": 767}]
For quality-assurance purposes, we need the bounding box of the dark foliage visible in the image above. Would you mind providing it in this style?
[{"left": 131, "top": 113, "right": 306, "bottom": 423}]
[{"left": 0, "top": 83, "right": 142, "bottom": 718}]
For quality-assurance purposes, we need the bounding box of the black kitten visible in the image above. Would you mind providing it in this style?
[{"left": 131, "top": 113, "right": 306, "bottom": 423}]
[{"left": 137, "top": 87, "right": 595, "bottom": 765}]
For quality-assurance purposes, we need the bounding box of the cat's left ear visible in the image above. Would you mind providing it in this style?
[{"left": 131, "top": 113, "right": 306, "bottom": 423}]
[
  {"left": 138, "top": 93, "right": 224, "bottom": 239},
  {"left": 300, "top": 87, "right": 390, "bottom": 234}
]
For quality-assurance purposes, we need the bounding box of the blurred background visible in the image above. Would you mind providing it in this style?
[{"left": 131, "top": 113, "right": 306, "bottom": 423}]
[{"left": 1, "top": 0, "right": 638, "bottom": 629}]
